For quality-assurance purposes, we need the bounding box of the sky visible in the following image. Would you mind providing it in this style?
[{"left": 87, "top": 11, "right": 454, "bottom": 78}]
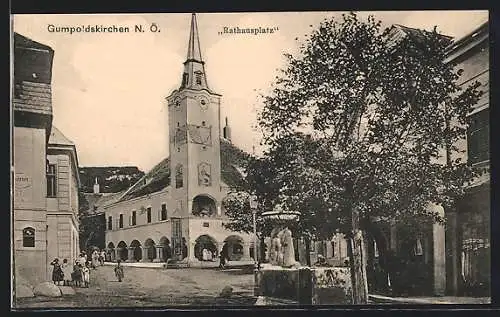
[{"left": 12, "top": 11, "right": 488, "bottom": 173}]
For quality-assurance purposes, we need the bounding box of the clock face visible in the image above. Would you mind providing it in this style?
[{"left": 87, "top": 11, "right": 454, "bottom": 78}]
[{"left": 199, "top": 97, "right": 209, "bottom": 110}]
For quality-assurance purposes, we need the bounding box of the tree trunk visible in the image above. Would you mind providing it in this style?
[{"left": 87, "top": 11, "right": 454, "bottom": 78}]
[
  {"left": 305, "top": 237, "right": 311, "bottom": 266},
  {"left": 348, "top": 208, "right": 369, "bottom": 304}
]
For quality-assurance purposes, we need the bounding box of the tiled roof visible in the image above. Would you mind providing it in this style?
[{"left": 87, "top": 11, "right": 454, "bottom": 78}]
[
  {"left": 118, "top": 139, "right": 252, "bottom": 202},
  {"left": 13, "top": 81, "right": 52, "bottom": 115}
]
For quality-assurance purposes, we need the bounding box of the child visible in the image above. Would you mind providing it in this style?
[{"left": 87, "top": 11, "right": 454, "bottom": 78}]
[
  {"left": 114, "top": 260, "right": 124, "bottom": 282},
  {"left": 61, "top": 259, "right": 73, "bottom": 286},
  {"left": 71, "top": 261, "right": 82, "bottom": 287},
  {"left": 81, "top": 262, "right": 90, "bottom": 288}
]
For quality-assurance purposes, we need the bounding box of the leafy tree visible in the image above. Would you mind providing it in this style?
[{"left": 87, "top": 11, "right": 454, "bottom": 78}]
[
  {"left": 227, "top": 12, "right": 483, "bottom": 303},
  {"left": 79, "top": 213, "right": 106, "bottom": 251}
]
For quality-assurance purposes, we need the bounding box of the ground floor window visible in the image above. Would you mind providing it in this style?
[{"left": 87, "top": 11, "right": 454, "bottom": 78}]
[{"left": 22, "top": 227, "right": 35, "bottom": 247}]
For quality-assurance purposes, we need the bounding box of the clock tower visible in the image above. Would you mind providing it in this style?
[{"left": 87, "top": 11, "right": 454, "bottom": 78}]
[{"left": 166, "top": 13, "right": 223, "bottom": 223}]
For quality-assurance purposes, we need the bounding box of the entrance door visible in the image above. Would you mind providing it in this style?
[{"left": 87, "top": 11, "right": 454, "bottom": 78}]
[{"left": 171, "top": 218, "right": 183, "bottom": 260}]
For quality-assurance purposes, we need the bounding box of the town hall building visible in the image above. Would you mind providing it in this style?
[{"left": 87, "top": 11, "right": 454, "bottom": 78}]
[{"left": 104, "top": 14, "right": 255, "bottom": 266}]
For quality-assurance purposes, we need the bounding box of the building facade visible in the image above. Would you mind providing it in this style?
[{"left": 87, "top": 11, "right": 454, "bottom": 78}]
[
  {"left": 444, "top": 21, "right": 490, "bottom": 297},
  {"left": 104, "top": 14, "right": 254, "bottom": 266},
  {"left": 46, "top": 127, "right": 81, "bottom": 273},
  {"left": 362, "top": 21, "right": 490, "bottom": 298},
  {"left": 13, "top": 33, "right": 80, "bottom": 290}
]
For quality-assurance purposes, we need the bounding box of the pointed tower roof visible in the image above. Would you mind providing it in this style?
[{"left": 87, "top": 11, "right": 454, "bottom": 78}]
[
  {"left": 175, "top": 13, "right": 218, "bottom": 94},
  {"left": 186, "top": 13, "right": 203, "bottom": 63}
]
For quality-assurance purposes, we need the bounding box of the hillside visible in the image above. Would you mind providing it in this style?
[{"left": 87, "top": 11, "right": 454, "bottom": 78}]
[{"left": 79, "top": 166, "right": 145, "bottom": 193}]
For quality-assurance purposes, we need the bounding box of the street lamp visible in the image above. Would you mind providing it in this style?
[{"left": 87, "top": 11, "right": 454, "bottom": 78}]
[{"left": 249, "top": 194, "right": 258, "bottom": 269}]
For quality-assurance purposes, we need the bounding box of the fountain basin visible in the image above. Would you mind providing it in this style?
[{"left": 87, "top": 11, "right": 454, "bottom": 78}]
[{"left": 254, "top": 266, "right": 352, "bottom": 305}]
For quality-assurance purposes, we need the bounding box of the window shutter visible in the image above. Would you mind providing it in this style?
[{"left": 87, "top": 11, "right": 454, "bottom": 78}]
[
  {"left": 129, "top": 215, "right": 131, "bottom": 226},
  {"left": 158, "top": 209, "right": 161, "bottom": 221}
]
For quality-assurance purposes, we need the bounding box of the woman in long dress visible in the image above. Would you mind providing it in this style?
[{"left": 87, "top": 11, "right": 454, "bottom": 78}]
[
  {"left": 61, "top": 259, "right": 73, "bottom": 286},
  {"left": 50, "top": 258, "right": 64, "bottom": 285},
  {"left": 91, "top": 250, "right": 99, "bottom": 269}
]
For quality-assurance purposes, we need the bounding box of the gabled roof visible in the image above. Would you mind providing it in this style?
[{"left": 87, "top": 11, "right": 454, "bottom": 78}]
[
  {"left": 48, "top": 126, "right": 81, "bottom": 187},
  {"left": 387, "top": 24, "right": 453, "bottom": 50},
  {"left": 49, "top": 126, "right": 75, "bottom": 146},
  {"left": 116, "top": 139, "right": 252, "bottom": 203},
  {"left": 392, "top": 24, "right": 453, "bottom": 42}
]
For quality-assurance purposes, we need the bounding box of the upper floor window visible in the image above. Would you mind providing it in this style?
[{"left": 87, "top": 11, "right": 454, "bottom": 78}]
[
  {"left": 147, "top": 207, "right": 152, "bottom": 223},
  {"left": 46, "top": 163, "right": 57, "bottom": 197},
  {"left": 119, "top": 214, "right": 124, "bottom": 228},
  {"left": 131, "top": 211, "right": 137, "bottom": 226},
  {"left": 468, "top": 108, "right": 489, "bottom": 165},
  {"left": 160, "top": 204, "right": 167, "bottom": 221},
  {"left": 22, "top": 227, "right": 35, "bottom": 247},
  {"left": 175, "top": 164, "right": 183, "bottom": 188},
  {"left": 108, "top": 216, "right": 113, "bottom": 230}
]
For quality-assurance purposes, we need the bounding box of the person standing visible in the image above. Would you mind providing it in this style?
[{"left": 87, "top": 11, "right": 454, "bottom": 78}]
[
  {"left": 114, "top": 260, "right": 124, "bottom": 282},
  {"left": 50, "top": 258, "right": 64, "bottom": 286},
  {"left": 100, "top": 249, "right": 106, "bottom": 266},
  {"left": 219, "top": 243, "right": 228, "bottom": 269},
  {"left": 78, "top": 253, "right": 87, "bottom": 267},
  {"left": 61, "top": 259, "right": 73, "bottom": 286},
  {"left": 91, "top": 250, "right": 99, "bottom": 269}
]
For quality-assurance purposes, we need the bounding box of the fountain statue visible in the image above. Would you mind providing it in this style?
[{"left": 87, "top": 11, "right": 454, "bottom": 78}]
[{"left": 262, "top": 204, "right": 301, "bottom": 268}]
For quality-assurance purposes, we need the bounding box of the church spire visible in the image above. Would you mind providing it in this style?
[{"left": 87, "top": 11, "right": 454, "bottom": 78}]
[
  {"left": 180, "top": 13, "right": 210, "bottom": 91},
  {"left": 186, "top": 13, "right": 203, "bottom": 63}
]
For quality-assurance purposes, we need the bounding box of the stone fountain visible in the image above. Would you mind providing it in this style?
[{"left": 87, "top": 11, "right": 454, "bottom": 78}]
[{"left": 254, "top": 203, "right": 353, "bottom": 305}]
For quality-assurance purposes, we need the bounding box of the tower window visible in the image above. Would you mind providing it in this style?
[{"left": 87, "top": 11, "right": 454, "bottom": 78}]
[
  {"left": 196, "top": 73, "right": 202, "bottom": 85},
  {"left": 201, "top": 121, "right": 206, "bottom": 126},
  {"left": 177, "top": 148, "right": 180, "bottom": 152},
  {"left": 177, "top": 122, "right": 180, "bottom": 127},
  {"left": 175, "top": 164, "right": 183, "bottom": 188},
  {"left": 22, "top": 227, "right": 35, "bottom": 247},
  {"left": 182, "top": 73, "right": 189, "bottom": 87},
  {"left": 46, "top": 163, "right": 57, "bottom": 197}
]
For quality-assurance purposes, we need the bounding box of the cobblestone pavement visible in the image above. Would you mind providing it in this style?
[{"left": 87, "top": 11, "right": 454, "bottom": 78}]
[{"left": 15, "top": 265, "right": 257, "bottom": 308}]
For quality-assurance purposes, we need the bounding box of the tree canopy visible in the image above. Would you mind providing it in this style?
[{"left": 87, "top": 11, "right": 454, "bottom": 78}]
[{"left": 224, "top": 12, "right": 484, "bottom": 240}]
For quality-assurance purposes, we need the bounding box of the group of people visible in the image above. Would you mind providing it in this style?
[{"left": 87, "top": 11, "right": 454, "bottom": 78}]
[
  {"left": 50, "top": 249, "right": 108, "bottom": 288},
  {"left": 201, "top": 248, "right": 215, "bottom": 261}
]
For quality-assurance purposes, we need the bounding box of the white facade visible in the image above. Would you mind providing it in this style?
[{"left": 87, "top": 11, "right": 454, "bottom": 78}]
[{"left": 104, "top": 14, "right": 254, "bottom": 266}]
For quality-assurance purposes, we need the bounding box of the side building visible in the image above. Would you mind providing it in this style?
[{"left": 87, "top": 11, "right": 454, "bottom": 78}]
[
  {"left": 46, "top": 127, "right": 81, "bottom": 271},
  {"left": 12, "top": 32, "right": 81, "bottom": 292},
  {"left": 444, "top": 21, "right": 490, "bottom": 297}
]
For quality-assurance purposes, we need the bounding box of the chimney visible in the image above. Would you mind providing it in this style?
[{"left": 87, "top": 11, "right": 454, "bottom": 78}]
[
  {"left": 223, "top": 117, "right": 231, "bottom": 142},
  {"left": 93, "top": 177, "right": 100, "bottom": 194}
]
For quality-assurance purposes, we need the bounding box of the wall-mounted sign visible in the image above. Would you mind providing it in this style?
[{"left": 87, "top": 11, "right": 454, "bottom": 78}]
[
  {"left": 14, "top": 172, "right": 32, "bottom": 203},
  {"left": 15, "top": 173, "right": 32, "bottom": 189}
]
